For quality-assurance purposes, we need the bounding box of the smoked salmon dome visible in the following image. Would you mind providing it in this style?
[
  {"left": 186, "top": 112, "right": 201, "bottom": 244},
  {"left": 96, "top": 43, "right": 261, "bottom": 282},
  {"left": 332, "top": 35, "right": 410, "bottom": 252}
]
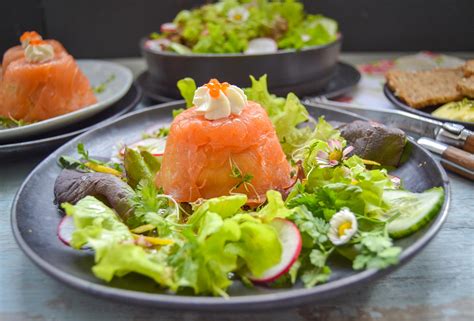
[
  {"left": 0, "top": 49, "right": 96, "bottom": 122},
  {"left": 2, "top": 39, "right": 66, "bottom": 76},
  {"left": 156, "top": 101, "right": 293, "bottom": 203}
]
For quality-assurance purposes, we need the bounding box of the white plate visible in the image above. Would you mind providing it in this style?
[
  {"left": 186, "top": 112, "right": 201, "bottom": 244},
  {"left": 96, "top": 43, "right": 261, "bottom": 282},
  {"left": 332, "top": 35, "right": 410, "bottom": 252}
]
[{"left": 0, "top": 60, "right": 133, "bottom": 142}]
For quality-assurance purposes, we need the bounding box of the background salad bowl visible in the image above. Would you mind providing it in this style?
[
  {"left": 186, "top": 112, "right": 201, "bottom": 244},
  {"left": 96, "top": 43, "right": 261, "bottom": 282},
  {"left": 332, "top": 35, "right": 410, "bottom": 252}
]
[
  {"left": 11, "top": 101, "right": 450, "bottom": 311},
  {"left": 141, "top": 36, "right": 342, "bottom": 99},
  {"left": 139, "top": 0, "right": 344, "bottom": 99}
]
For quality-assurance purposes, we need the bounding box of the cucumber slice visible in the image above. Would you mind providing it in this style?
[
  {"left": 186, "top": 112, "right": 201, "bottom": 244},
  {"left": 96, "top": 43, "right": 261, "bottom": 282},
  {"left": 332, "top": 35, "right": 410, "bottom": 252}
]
[{"left": 383, "top": 187, "right": 444, "bottom": 238}]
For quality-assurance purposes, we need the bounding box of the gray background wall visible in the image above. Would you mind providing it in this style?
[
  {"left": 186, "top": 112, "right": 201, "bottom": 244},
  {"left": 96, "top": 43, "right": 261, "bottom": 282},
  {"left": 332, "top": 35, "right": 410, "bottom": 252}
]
[{"left": 2, "top": 0, "right": 473, "bottom": 58}]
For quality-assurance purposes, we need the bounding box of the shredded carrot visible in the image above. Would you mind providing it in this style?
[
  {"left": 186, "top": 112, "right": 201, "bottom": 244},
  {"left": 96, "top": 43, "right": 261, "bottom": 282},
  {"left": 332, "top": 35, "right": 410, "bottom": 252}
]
[{"left": 205, "top": 78, "right": 230, "bottom": 98}]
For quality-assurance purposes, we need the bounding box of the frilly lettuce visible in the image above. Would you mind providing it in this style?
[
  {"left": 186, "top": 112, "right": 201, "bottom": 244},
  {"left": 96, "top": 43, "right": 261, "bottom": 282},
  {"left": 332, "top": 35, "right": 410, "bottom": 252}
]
[
  {"left": 245, "top": 75, "right": 340, "bottom": 156},
  {"left": 63, "top": 196, "right": 174, "bottom": 287},
  {"left": 164, "top": 0, "right": 337, "bottom": 54},
  {"left": 177, "top": 78, "right": 197, "bottom": 107},
  {"left": 63, "top": 192, "right": 285, "bottom": 296}
]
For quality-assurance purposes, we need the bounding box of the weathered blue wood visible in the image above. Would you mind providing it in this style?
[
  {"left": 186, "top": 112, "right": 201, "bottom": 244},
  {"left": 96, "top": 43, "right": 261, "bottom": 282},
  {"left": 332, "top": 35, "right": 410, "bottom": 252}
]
[{"left": 1, "top": 56, "right": 473, "bottom": 321}]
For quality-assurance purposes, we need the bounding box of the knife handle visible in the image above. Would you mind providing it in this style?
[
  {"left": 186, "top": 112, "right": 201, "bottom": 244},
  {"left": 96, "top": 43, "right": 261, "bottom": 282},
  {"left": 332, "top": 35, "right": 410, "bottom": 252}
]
[
  {"left": 463, "top": 134, "right": 474, "bottom": 154},
  {"left": 441, "top": 160, "right": 474, "bottom": 180},
  {"left": 443, "top": 146, "right": 474, "bottom": 174}
]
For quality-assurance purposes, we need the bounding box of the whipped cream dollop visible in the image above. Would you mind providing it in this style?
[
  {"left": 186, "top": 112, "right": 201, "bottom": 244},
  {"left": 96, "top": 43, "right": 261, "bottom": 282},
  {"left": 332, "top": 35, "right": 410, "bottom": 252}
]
[
  {"left": 25, "top": 40, "right": 54, "bottom": 63},
  {"left": 20, "top": 31, "right": 43, "bottom": 48},
  {"left": 193, "top": 79, "right": 248, "bottom": 120}
]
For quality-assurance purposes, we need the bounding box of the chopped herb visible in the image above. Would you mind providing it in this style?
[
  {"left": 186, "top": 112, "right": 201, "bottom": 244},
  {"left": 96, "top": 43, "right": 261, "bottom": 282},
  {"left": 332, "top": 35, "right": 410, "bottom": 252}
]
[
  {"left": 142, "top": 127, "right": 169, "bottom": 139},
  {"left": 229, "top": 158, "right": 256, "bottom": 197},
  {"left": 93, "top": 74, "right": 116, "bottom": 94},
  {"left": 0, "top": 116, "right": 31, "bottom": 129}
]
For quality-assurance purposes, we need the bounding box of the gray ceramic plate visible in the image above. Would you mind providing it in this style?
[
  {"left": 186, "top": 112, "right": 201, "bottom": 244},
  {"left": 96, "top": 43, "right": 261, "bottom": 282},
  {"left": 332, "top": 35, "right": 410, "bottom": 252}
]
[
  {"left": 0, "top": 84, "right": 142, "bottom": 160},
  {"left": 11, "top": 102, "right": 450, "bottom": 311},
  {"left": 0, "top": 60, "right": 133, "bottom": 142}
]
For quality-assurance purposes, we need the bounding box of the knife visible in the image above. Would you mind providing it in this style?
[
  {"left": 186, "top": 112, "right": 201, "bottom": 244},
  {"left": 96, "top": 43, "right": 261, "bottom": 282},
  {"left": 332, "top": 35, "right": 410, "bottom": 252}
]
[
  {"left": 418, "top": 138, "right": 474, "bottom": 180},
  {"left": 304, "top": 98, "right": 474, "bottom": 153}
]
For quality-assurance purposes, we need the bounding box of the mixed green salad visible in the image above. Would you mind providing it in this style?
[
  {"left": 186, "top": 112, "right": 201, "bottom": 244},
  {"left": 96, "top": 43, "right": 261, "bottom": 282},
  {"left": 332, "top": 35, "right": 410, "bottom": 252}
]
[
  {"left": 55, "top": 76, "right": 444, "bottom": 297},
  {"left": 146, "top": 0, "right": 338, "bottom": 54}
]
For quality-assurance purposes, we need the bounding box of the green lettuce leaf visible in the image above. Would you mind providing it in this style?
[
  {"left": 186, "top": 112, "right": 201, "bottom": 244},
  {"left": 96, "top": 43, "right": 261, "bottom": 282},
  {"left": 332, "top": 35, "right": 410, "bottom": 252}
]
[
  {"left": 226, "top": 219, "right": 282, "bottom": 277},
  {"left": 177, "top": 78, "right": 197, "bottom": 107},
  {"left": 62, "top": 196, "right": 174, "bottom": 287},
  {"left": 257, "top": 190, "right": 294, "bottom": 222},
  {"left": 92, "top": 242, "right": 173, "bottom": 287},
  {"left": 171, "top": 194, "right": 282, "bottom": 294},
  {"left": 188, "top": 194, "right": 247, "bottom": 225},
  {"left": 123, "top": 148, "right": 159, "bottom": 189},
  {"left": 244, "top": 75, "right": 312, "bottom": 154}
]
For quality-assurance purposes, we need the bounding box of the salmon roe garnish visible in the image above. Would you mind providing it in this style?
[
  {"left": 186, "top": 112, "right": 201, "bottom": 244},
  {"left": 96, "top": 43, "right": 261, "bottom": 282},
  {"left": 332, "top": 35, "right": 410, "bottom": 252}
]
[
  {"left": 29, "top": 39, "right": 47, "bottom": 46},
  {"left": 205, "top": 79, "right": 230, "bottom": 98},
  {"left": 20, "top": 31, "right": 41, "bottom": 42}
]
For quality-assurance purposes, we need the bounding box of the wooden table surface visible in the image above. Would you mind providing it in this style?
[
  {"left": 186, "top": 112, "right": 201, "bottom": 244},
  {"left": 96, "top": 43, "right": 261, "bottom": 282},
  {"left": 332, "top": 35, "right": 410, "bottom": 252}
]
[{"left": 1, "top": 55, "right": 473, "bottom": 321}]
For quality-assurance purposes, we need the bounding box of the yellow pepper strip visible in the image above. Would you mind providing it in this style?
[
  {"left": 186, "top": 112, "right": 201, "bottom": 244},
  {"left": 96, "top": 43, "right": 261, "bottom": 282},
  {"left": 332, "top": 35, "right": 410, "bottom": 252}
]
[
  {"left": 132, "top": 234, "right": 174, "bottom": 246},
  {"left": 361, "top": 159, "right": 381, "bottom": 166},
  {"left": 131, "top": 224, "right": 156, "bottom": 234},
  {"left": 84, "top": 162, "right": 122, "bottom": 177}
]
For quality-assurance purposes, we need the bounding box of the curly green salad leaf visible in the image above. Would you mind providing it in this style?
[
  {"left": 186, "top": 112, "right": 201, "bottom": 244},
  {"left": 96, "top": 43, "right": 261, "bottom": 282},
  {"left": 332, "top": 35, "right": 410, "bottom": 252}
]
[
  {"left": 63, "top": 193, "right": 284, "bottom": 296},
  {"left": 177, "top": 78, "right": 197, "bottom": 107},
  {"left": 154, "top": 0, "right": 338, "bottom": 54},
  {"left": 245, "top": 74, "right": 340, "bottom": 155}
]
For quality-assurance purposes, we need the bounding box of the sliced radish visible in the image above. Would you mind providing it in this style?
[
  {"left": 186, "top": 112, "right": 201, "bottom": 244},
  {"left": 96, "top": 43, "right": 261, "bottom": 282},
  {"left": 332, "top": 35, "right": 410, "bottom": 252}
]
[
  {"left": 245, "top": 38, "right": 278, "bottom": 55},
  {"left": 389, "top": 175, "right": 401, "bottom": 188},
  {"left": 160, "top": 22, "right": 178, "bottom": 34},
  {"left": 57, "top": 215, "right": 75, "bottom": 246},
  {"left": 249, "top": 218, "right": 302, "bottom": 283},
  {"left": 145, "top": 39, "right": 171, "bottom": 52},
  {"left": 119, "top": 138, "right": 167, "bottom": 157}
]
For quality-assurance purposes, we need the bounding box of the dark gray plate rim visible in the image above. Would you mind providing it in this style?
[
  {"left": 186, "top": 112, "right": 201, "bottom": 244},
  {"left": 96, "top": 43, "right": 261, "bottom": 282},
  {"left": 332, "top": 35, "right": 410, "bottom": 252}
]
[
  {"left": 137, "top": 62, "right": 361, "bottom": 102},
  {"left": 140, "top": 34, "right": 342, "bottom": 58},
  {"left": 383, "top": 84, "right": 474, "bottom": 129},
  {"left": 11, "top": 101, "right": 451, "bottom": 311},
  {"left": 0, "top": 84, "right": 142, "bottom": 152}
]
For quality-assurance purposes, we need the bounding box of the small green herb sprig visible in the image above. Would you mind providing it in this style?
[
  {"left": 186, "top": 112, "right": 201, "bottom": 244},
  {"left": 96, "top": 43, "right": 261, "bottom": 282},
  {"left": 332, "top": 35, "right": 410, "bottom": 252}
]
[
  {"left": 228, "top": 158, "right": 258, "bottom": 199},
  {"left": 0, "top": 116, "right": 31, "bottom": 129},
  {"left": 58, "top": 143, "right": 123, "bottom": 174},
  {"left": 93, "top": 74, "right": 116, "bottom": 94}
]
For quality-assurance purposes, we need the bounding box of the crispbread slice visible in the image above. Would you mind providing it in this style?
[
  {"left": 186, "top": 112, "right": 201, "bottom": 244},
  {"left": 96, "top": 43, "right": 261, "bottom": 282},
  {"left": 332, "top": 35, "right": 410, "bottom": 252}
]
[
  {"left": 457, "top": 76, "right": 474, "bottom": 98},
  {"left": 386, "top": 68, "right": 464, "bottom": 108},
  {"left": 462, "top": 60, "right": 474, "bottom": 77}
]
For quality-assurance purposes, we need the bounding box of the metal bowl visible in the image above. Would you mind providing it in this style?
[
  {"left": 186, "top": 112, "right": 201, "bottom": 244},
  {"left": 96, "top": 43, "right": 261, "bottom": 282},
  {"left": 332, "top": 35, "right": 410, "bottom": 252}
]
[{"left": 140, "top": 36, "right": 342, "bottom": 98}]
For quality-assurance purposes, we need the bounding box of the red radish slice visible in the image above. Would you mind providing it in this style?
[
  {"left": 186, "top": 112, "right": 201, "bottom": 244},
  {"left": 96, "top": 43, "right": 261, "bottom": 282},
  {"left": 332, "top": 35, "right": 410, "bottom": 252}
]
[
  {"left": 389, "top": 175, "right": 401, "bottom": 188},
  {"left": 119, "top": 138, "right": 167, "bottom": 157},
  {"left": 160, "top": 22, "right": 178, "bottom": 33},
  {"left": 245, "top": 38, "right": 278, "bottom": 54},
  {"left": 145, "top": 39, "right": 171, "bottom": 52},
  {"left": 57, "top": 215, "right": 75, "bottom": 246},
  {"left": 249, "top": 218, "right": 302, "bottom": 283}
]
